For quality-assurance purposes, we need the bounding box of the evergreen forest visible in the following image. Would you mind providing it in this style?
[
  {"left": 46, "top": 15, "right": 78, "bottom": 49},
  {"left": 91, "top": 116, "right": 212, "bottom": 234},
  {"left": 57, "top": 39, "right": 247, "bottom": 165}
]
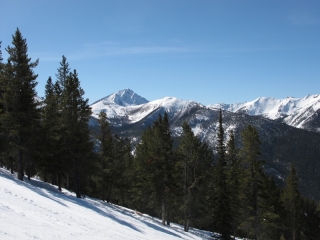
[{"left": 1, "top": 29, "right": 320, "bottom": 240}]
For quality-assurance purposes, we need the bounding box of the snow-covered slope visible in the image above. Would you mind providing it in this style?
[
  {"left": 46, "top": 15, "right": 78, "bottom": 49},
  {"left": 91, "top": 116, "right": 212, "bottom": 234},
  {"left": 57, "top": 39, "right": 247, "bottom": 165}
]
[
  {"left": 208, "top": 94, "right": 320, "bottom": 130},
  {"left": 0, "top": 168, "right": 219, "bottom": 240}
]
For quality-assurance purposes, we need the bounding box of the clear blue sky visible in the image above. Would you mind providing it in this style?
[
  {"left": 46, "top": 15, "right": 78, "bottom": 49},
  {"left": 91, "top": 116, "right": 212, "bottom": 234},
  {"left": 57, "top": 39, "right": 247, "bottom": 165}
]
[{"left": 1, "top": 0, "right": 320, "bottom": 105}]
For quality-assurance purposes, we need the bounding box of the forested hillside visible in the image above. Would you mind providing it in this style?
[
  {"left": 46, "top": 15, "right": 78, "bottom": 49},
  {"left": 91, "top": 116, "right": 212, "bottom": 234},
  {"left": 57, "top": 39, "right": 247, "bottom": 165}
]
[{"left": 1, "top": 29, "right": 320, "bottom": 240}]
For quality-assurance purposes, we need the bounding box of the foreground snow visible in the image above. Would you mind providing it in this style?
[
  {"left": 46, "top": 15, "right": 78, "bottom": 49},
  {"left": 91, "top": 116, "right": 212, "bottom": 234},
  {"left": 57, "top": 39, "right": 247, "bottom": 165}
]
[{"left": 0, "top": 168, "right": 217, "bottom": 240}]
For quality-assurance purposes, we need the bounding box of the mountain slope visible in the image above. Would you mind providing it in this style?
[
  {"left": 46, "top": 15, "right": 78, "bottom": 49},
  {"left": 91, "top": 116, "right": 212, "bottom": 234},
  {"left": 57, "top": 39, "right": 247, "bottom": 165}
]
[
  {"left": 91, "top": 88, "right": 149, "bottom": 120},
  {"left": 89, "top": 90, "right": 320, "bottom": 200},
  {"left": 90, "top": 89, "right": 202, "bottom": 126},
  {"left": 208, "top": 94, "right": 320, "bottom": 131},
  {"left": 0, "top": 168, "right": 216, "bottom": 240}
]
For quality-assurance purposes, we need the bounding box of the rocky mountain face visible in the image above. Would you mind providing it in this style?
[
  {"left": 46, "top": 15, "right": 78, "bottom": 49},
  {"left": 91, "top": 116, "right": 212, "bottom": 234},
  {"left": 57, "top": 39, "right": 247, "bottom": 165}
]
[{"left": 90, "top": 89, "right": 320, "bottom": 200}]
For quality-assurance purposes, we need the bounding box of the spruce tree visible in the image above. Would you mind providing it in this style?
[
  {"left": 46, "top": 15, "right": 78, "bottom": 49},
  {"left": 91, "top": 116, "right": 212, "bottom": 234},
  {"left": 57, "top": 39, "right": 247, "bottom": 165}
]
[
  {"left": 212, "top": 109, "right": 232, "bottom": 239},
  {"left": 56, "top": 55, "right": 70, "bottom": 89},
  {"left": 38, "top": 76, "right": 64, "bottom": 190},
  {"left": 134, "top": 112, "right": 174, "bottom": 225},
  {"left": 1, "top": 29, "right": 40, "bottom": 180},
  {"left": 282, "top": 163, "right": 301, "bottom": 240},
  {"left": 239, "top": 125, "right": 263, "bottom": 240},
  {"left": 60, "top": 69, "right": 92, "bottom": 198},
  {"left": 225, "top": 130, "right": 243, "bottom": 239},
  {"left": 95, "top": 111, "right": 114, "bottom": 201},
  {"left": 259, "top": 175, "right": 282, "bottom": 239},
  {"left": 0, "top": 41, "right": 6, "bottom": 168},
  {"left": 177, "top": 121, "right": 213, "bottom": 232},
  {"left": 111, "top": 134, "right": 133, "bottom": 206}
]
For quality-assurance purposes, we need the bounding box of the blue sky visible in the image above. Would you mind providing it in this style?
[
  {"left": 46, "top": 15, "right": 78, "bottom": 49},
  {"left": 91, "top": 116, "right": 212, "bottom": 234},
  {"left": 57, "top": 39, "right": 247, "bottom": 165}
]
[{"left": 1, "top": 0, "right": 320, "bottom": 105}]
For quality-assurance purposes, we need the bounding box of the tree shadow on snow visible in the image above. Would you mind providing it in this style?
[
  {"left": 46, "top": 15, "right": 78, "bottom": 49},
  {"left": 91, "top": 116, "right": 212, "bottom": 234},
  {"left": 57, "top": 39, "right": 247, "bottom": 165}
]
[
  {"left": 0, "top": 169, "right": 67, "bottom": 207},
  {"left": 1, "top": 168, "right": 190, "bottom": 238}
]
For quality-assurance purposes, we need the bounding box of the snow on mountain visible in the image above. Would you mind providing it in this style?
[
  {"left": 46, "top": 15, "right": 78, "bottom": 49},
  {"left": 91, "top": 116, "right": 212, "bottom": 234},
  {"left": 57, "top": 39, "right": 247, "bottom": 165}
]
[
  {"left": 92, "top": 88, "right": 149, "bottom": 107},
  {"left": 91, "top": 89, "right": 202, "bottom": 125},
  {"left": 91, "top": 89, "right": 320, "bottom": 131},
  {"left": 0, "top": 168, "right": 224, "bottom": 240},
  {"left": 208, "top": 94, "right": 320, "bottom": 129},
  {"left": 90, "top": 89, "right": 149, "bottom": 119}
]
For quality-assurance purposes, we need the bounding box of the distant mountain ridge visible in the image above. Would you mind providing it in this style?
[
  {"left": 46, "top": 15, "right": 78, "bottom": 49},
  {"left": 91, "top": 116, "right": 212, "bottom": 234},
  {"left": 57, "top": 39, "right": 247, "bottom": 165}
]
[
  {"left": 208, "top": 94, "right": 320, "bottom": 131},
  {"left": 91, "top": 89, "right": 202, "bottom": 125},
  {"left": 91, "top": 89, "right": 320, "bottom": 132},
  {"left": 89, "top": 89, "right": 320, "bottom": 200}
]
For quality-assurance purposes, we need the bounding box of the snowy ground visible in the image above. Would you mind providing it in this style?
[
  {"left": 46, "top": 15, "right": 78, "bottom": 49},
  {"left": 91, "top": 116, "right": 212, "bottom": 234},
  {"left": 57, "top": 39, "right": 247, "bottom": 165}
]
[{"left": 0, "top": 168, "right": 223, "bottom": 240}]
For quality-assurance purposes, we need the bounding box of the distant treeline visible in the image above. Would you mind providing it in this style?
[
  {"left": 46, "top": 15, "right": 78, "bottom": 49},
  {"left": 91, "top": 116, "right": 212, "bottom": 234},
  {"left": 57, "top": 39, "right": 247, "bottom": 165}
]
[{"left": 0, "top": 29, "right": 320, "bottom": 240}]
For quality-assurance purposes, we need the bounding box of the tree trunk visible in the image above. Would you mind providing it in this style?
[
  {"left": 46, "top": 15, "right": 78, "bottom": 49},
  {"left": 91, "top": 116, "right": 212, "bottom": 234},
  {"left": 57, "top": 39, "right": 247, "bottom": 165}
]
[
  {"left": 107, "top": 185, "right": 113, "bottom": 203},
  {"left": 67, "top": 173, "right": 69, "bottom": 189},
  {"left": 17, "top": 147, "right": 23, "bottom": 181},
  {"left": 184, "top": 217, "right": 189, "bottom": 232},
  {"left": 166, "top": 209, "right": 170, "bottom": 226},
  {"left": 58, "top": 173, "right": 61, "bottom": 192},
  {"left": 75, "top": 170, "right": 81, "bottom": 198},
  {"left": 10, "top": 156, "right": 14, "bottom": 174},
  {"left": 162, "top": 198, "right": 166, "bottom": 225}
]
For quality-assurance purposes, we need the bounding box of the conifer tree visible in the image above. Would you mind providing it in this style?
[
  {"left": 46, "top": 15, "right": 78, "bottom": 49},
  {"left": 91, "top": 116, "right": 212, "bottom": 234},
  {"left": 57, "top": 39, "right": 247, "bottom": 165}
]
[
  {"left": 60, "top": 69, "right": 92, "bottom": 198},
  {"left": 240, "top": 125, "right": 264, "bottom": 240},
  {"left": 134, "top": 112, "right": 174, "bottom": 225},
  {"left": 0, "top": 41, "right": 4, "bottom": 163},
  {"left": 212, "top": 109, "right": 232, "bottom": 239},
  {"left": 38, "top": 76, "right": 64, "bottom": 190},
  {"left": 56, "top": 55, "right": 70, "bottom": 89},
  {"left": 225, "top": 130, "right": 243, "bottom": 239},
  {"left": 1, "top": 29, "right": 40, "bottom": 180},
  {"left": 0, "top": 41, "right": 6, "bottom": 168},
  {"left": 259, "top": 175, "right": 282, "bottom": 239},
  {"left": 95, "top": 111, "right": 114, "bottom": 201},
  {"left": 282, "top": 163, "right": 301, "bottom": 240},
  {"left": 0, "top": 41, "right": 16, "bottom": 173},
  {"left": 177, "top": 121, "right": 212, "bottom": 232}
]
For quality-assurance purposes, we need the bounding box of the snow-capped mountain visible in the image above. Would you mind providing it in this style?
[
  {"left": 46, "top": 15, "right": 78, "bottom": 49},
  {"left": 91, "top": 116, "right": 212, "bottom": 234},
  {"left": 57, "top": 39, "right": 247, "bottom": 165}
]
[
  {"left": 89, "top": 89, "right": 320, "bottom": 200},
  {"left": 91, "top": 89, "right": 203, "bottom": 125},
  {"left": 208, "top": 94, "right": 320, "bottom": 131},
  {"left": 90, "top": 89, "right": 149, "bottom": 120}
]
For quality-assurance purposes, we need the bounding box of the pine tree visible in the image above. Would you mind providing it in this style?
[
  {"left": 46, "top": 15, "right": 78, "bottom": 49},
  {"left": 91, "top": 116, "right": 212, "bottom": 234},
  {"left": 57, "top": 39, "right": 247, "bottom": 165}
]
[
  {"left": 259, "top": 175, "right": 282, "bottom": 239},
  {"left": 94, "top": 111, "right": 114, "bottom": 201},
  {"left": 239, "top": 125, "right": 263, "bottom": 240},
  {"left": 111, "top": 134, "right": 133, "bottom": 206},
  {"left": 212, "top": 109, "right": 232, "bottom": 239},
  {"left": 38, "top": 76, "right": 64, "bottom": 190},
  {"left": 1, "top": 29, "right": 40, "bottom": 180},
  {"left": 0, "top": 41, "right": 6, "bottom": 168},
  {"left": 60, "top": 69, "right": 93, "bottom": 198},
  {"left": 282, "top": 163, "right": 301, "bottom": 240},
  {"left": 225, "top": 130, "right": 243, "bottom": 239},
  {"left": 56, "top": 55, "right": 70, "bottom": 89},
  {"left": 134, "top": 112, "right": 174, "bottom": 225},
  {"left": 177, "top": 121, "right": 213, "bottom": 232}
]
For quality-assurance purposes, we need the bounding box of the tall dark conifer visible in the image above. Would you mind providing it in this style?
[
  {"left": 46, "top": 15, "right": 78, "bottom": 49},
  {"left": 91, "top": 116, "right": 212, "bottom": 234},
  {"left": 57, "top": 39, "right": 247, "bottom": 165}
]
[
  {"left": 212, "top": 109, "right": 232, "bottom": 239},
  {"left": 39, "top": 76, "right": 64, "bottom": 190},
  {"left": 1, "top": 29, "right": 40, "bottom": 180},
  {"left": 56, "top": 55, "right": 70, "bottom": 89},
  {"left": 177, "top": 121, "right": 213, "bottom": 232},
  {"left": 240, "top": 125, "right": 263, "bottom": 240},
  {"left": 95, "top": 111, "right": 114, "bottom": 201},
  {"left": 282, "top": 163, "right": 301, "bottom": 240},
  {"left": 134, "top": 112, "right": 174, "bottom": 225},
  {"left": 225, "top": 130, "right": 243, "bottom": 239},
  {"left": 60, "top": 69, "right": 92, "bottom": 198}
]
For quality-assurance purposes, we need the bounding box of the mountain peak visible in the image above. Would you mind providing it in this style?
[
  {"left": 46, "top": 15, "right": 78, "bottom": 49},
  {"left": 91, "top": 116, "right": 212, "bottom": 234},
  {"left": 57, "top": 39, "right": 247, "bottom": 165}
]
[{"left": 91, "top": 89, "right": 149, "bottom": 107}]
